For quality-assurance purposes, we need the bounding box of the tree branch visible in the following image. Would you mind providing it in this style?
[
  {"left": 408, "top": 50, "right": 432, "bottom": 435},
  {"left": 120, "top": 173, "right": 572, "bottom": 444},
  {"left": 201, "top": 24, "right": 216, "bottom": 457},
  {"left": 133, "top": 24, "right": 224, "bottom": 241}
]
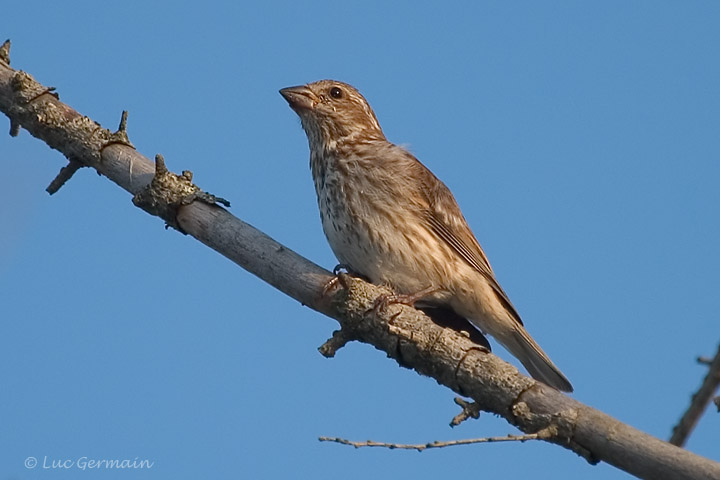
[
  {"left": 670, "top": 343, "right": 720, "bottom": 447},
  {"left": 2, "top": 44, "right": 720, "bottom": 480},
  {"left": 318, "top": 433, "right": 542, "bottom": 451}
]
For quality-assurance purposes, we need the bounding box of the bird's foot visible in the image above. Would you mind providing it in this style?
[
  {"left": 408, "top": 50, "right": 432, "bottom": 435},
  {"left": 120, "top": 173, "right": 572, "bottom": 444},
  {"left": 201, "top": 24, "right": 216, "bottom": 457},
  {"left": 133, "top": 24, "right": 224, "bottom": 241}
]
[
  {"left": 370, "top": 285, "right": 442, "bottom": 315},
  {"left": 321, "top": 264, "right": 368, "bottom": 298},
  {"left": 332, "top": 263, "right": 352, "bottom": 276}
]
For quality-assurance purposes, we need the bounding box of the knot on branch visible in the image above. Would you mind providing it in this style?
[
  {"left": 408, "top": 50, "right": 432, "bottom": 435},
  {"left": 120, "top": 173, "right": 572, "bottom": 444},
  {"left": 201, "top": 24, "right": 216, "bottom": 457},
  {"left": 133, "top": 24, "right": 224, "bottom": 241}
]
[
  {"left": 0, "top": 39, "right": 10, "bottom": 65},
  {"left": 11, "top": 70, "right": 57, "bottom": 104},
  {"left": 132, "top": 154, "right": 230, "bottom": 232},
  {"left": 512, "top": 399, "right": 595, "bottom": 464},
  {"left": 100, "top": 110, "right": 135, "bottom": 151},
  {"left": 318, "top": 273, "right": 382, "bottom": 357},
  {"left": 46, "top": 111, "right": 132, "bottom": 195},
  {"left": 337, "top": 273, "right": 396, "bottom": 318},
  {"left": 8, "top": 70, "right": 58, "bottom": 136}
]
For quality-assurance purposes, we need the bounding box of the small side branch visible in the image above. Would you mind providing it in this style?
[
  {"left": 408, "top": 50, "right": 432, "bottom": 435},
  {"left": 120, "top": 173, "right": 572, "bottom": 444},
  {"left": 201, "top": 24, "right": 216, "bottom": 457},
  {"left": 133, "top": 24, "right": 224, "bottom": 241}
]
[
  {"left": 318, "top": 433, "right": 542, "bottom": 451},
  {"left": 318, "top": 328, "right": 354, "bottom": 358},
  {"left": 132, "top": 154, "right": 230, "bottom": 232},
  {"left": 450, "top": 397, "right": 480, "bottom": 427},
  {"left": 46, "top": 158, "right": 84, "bottom": 194},
  {"left": 0, "top": 39, "right": 10, "bottom": 65},
  {"left": 669, "top": 343, "right": 720, "bottom": 446}
]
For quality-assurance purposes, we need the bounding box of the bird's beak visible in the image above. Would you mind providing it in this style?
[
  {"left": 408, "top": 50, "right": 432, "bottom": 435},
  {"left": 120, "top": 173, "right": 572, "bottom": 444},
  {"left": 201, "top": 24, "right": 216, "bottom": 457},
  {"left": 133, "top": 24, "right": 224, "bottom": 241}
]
[{"left": 279, "top": 85, "right": 317, "bottom": 111}]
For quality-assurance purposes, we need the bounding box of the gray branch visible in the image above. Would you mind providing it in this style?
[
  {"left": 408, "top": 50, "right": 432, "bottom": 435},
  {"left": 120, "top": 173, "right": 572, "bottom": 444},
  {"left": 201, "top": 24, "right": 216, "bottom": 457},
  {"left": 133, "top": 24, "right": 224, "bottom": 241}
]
[
  {"left": 1, "top": 44, "right": 719, "bottom": 480},
  {"left": 670, "top": 343, "right": 720, "bottom": 446}
]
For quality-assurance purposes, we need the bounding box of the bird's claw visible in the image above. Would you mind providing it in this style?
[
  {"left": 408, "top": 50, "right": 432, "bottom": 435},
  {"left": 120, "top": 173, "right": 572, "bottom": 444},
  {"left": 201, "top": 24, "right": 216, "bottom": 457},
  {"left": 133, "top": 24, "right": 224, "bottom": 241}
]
[
  {"left": 371, "top": 292, "right": 420, "bottom": 315},
  {"left": 332, "top": 263, "right": 352, "bottom": 276},
  {"left": 322, "top": 264, "right": 373, "bottom": 299},
  {"left": 368, "top": 285, "right": 442, "bottom": 316},
  {"left": 321, "top": 268, "right": 356, "bottom": 298},
  {"left": 321, "top": 275, "right": 344, "bottom": 298}
]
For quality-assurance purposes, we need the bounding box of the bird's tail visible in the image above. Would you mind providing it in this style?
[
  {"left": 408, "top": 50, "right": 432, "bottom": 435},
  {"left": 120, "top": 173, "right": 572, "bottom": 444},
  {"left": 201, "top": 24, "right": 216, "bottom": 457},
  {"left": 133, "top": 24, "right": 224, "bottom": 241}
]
[{"left": 502, "top": 325, "right": 573, "bottom": 392}]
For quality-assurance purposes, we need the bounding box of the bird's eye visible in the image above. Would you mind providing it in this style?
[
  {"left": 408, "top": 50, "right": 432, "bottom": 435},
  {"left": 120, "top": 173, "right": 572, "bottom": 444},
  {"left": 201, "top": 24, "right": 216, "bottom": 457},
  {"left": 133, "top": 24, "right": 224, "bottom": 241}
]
[{"left": 330, "top": 87, "right": 343, "bottom": 99}]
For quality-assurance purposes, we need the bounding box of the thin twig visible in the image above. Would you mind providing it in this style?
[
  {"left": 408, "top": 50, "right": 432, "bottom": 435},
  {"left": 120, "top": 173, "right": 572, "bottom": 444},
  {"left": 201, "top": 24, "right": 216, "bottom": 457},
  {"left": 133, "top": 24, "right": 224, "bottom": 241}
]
[
  {"left": 318, "top": 433, "right": 540, "bottom": 451},
  {"left": 670, "top": 343, "right": 720, "bottom": 446}
]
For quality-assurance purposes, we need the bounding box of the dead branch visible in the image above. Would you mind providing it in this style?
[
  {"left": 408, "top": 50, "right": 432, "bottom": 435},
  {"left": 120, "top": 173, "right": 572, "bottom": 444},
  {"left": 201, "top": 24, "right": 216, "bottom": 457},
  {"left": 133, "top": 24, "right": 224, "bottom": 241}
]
[
  {"left": 318, "top": 433, "right": 542, "bottom": 451},
  {"left": 450, "top": 397, "right": 481, "bottom": 427},
  {"left": 670, "top": 343, "right": 720, "bottom": 446}
]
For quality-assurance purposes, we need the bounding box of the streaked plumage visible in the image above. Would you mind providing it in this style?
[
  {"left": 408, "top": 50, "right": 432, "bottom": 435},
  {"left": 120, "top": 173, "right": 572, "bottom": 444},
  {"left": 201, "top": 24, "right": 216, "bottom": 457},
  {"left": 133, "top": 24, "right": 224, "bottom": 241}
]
[{"left": 280, "top": 80, "right": 573, "bottom": 392}]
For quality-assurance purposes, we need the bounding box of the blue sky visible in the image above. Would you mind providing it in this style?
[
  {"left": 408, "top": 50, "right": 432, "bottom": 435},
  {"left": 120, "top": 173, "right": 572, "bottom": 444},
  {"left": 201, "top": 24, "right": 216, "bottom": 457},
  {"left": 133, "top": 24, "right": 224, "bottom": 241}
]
[{"left": 1, "top": 2, "right": 718, "bottom": 479}]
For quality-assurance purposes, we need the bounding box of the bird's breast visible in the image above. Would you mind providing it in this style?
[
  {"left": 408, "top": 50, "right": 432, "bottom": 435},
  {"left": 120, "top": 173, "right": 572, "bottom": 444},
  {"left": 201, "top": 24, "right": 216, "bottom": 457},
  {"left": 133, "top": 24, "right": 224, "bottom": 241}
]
[{"left": 310, "top": 153, "right": 452, "bottom": 296}]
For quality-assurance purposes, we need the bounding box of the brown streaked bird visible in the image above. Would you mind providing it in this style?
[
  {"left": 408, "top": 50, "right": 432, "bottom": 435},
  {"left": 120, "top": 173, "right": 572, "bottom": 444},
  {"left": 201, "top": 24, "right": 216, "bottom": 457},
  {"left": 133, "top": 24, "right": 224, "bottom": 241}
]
[{"left": 280, "top": 80, "right": 573, "bottom": 392}]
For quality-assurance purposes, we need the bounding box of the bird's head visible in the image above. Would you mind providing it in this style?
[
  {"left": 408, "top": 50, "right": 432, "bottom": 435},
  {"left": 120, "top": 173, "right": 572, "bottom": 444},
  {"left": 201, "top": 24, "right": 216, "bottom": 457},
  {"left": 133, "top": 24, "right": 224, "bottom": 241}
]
[{"left": 280, "top": 80, "right": 385, "bottom": 150}]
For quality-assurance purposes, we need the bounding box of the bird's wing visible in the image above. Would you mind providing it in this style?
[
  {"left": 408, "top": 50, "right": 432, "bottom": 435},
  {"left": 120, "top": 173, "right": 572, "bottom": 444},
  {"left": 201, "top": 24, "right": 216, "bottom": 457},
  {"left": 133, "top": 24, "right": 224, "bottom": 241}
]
[{"left": 419, "top": 169, "right": 524, "bottom": 327}]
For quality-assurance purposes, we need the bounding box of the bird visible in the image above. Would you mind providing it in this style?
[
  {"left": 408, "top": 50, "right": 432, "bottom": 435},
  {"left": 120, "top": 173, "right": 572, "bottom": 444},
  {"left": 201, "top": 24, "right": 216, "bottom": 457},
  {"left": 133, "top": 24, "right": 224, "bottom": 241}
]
[{"left": 280, "top": 80, "right": 573, "bottom": 392}]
